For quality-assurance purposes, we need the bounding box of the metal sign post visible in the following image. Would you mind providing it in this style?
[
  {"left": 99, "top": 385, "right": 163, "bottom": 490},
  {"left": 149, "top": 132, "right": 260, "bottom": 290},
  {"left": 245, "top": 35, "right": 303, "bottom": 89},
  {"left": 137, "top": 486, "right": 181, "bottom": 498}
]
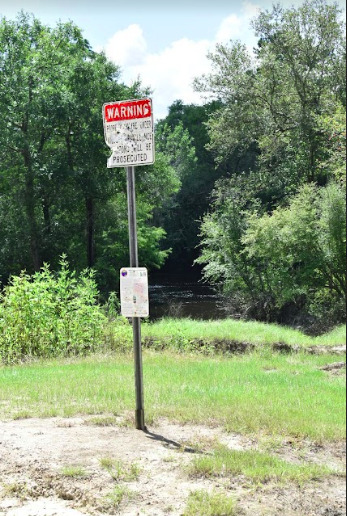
[
  {"left": 126, "top": 165, "right": 145, "bottom": 431},
  {"left": 103, "top": 98, "right": 154, "bottom": 432}
]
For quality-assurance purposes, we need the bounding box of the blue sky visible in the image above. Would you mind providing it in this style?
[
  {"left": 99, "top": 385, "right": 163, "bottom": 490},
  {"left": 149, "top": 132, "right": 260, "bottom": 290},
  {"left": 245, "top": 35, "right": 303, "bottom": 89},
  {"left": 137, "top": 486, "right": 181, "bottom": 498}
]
[{"left": 1, "top": 0, "right": 346, "bottom": 119}]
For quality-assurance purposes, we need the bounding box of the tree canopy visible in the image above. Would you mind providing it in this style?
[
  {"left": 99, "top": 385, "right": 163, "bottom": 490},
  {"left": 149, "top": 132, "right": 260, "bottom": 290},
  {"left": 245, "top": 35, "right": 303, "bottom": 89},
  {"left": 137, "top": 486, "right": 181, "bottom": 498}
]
[
  {"left": 0, "top": 12, "right": 178, "bottom": 293},
  {"left": 194, "top": 0, "right": 346, "bottom": 326},
  {"left": 0, "top": 2, "right": 345, "bottom": 328}
]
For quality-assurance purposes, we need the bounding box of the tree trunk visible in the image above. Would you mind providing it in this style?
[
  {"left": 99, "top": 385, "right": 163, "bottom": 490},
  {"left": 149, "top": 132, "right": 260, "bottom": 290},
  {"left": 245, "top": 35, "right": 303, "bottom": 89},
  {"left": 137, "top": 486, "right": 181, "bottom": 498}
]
[
  {"left": 42, "top": 197, "right": 51, "bottom": 237},
  {"left": 21, "top": 76, "right": 41, "bottom": 271},
  {"left": 86, "top": 197, "right": 95, "bottom": 268},
  {"left": 25, "top": 170, "right": 41, "bottom": 271}
]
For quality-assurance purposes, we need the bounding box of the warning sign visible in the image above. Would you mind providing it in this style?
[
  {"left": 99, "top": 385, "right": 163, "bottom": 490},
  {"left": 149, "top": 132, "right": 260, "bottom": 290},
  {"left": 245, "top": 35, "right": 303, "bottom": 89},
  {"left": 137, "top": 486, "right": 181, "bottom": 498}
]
[
  {"left": 120, "top": 268, "right": 149, "bottom": 318},
  {"left": 103, "top": 98, "right": 155, "bottom": 168}
]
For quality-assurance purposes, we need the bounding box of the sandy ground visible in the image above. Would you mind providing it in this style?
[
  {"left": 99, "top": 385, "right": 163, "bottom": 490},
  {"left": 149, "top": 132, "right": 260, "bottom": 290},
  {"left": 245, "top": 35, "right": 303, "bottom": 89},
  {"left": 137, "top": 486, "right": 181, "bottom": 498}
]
[{"left": 0, "top": 414, "right": 345, "bottom": 516}]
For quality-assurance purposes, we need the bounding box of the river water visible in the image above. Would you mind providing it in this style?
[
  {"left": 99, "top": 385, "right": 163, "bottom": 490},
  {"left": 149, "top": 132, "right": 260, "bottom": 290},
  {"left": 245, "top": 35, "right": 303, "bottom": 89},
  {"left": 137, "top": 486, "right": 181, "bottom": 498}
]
[{"left": 148, "top": 274, "right": 226, "bottom": 320}]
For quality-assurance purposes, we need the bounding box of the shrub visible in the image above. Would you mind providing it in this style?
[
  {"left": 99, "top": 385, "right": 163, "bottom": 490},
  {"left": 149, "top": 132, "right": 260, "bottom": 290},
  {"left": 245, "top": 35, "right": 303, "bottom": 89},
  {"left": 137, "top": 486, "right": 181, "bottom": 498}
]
[
  {"left": 0, "top": 257, "right": 108, "bottom": 363},
  {"left": 198, "top": 181, "right": 346, "bottom": 327},
  {"left": 242, "top": 182, "right": 346, "bottom": 324}
]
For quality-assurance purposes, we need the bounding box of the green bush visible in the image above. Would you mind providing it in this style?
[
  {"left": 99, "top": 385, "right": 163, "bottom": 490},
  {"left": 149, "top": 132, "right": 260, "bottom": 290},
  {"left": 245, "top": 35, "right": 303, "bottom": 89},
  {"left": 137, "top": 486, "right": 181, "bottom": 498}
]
[
  {"left": 198, "top": 181, "right": 346, "bottom": 326},
  {"left": 242, "top": 182, "right": 346, "bottom": 322},
  {"left": 0, "top": 257, "right": 108, "bottom": 363}
]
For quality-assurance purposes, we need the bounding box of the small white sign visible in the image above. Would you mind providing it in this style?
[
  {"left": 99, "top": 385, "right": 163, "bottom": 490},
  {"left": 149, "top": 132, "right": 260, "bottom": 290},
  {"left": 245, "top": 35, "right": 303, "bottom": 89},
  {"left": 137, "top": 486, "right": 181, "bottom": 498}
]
[
  {"left": 103, "top": 98, "right": 155, "bottom": 168},
  {"left": 120, "top": 268, "right": 149, "bottom": 318}
]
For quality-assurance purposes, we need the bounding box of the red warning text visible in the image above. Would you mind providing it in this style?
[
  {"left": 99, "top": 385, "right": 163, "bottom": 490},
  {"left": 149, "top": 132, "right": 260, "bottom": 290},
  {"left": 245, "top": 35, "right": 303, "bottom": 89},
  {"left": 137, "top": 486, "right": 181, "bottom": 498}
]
[{"left": 104, "top": 99, "right": 152, "bottom": 123}]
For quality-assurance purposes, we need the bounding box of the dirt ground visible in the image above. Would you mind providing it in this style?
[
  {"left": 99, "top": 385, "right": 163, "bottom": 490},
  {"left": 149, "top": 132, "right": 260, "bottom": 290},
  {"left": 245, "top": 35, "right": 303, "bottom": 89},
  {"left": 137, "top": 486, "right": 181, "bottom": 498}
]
[{"left": 0, "top": 415, "right": 345, "bottom": 516}]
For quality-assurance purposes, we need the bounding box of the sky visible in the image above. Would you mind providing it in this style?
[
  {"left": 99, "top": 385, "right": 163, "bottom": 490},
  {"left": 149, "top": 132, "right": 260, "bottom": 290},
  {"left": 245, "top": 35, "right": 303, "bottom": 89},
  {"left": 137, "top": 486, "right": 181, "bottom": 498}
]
[{"left": 0, "top": 0, "right": 346, "bottom": 120}]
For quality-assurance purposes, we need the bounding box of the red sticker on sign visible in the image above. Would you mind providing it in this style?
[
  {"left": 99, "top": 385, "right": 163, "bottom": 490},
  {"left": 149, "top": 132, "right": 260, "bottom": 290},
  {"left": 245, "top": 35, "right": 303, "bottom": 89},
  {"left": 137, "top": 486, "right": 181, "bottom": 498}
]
[{"left": 104, "top": 99, "right": 152, "bottom": 123}]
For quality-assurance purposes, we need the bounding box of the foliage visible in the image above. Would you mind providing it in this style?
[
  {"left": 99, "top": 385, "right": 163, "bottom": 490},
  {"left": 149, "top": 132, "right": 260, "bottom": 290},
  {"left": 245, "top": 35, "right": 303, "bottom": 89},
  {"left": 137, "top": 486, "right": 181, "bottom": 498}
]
[
  {"left": 93, "top": 189, "right": 175, "bottom": 295},
  {"left": 244, "top": 182, "right": 346, "bottom": 315},
  {"left": 154, "top": 119, "right": 198, "bottom": 268},
  {"left": 0, "top": 12, "right": 179, "bottom": 292},
  {"left": 195, "top": 0, "right": 346, "bottom": 189},
  {"left": 195, "top": 0, "right": 346, "bottom": 325},
  {"left": 142, "top": 318, "right": 346, "bottom": 350},
  {"left": 198, "top": 182, "right": 346, "bottom": 323},
  {"left": 317, "top": 108, "right": 346, "bottom": 182},
  {"left": 0, "top": 5, "right": 346, "bottom": 327},
  {"left": 0, "top": 257, "right": 108, "bottom": 363},
  {"left": 154, "top": 101, "right": 241, "bottom": 270}
]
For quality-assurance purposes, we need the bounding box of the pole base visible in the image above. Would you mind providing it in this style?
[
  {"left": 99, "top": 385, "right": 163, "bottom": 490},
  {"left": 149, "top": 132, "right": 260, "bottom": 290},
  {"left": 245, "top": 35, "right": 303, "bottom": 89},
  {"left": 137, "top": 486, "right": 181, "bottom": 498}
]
[{"left": 135, "top": 409, "right": 145, "bottom": 431}]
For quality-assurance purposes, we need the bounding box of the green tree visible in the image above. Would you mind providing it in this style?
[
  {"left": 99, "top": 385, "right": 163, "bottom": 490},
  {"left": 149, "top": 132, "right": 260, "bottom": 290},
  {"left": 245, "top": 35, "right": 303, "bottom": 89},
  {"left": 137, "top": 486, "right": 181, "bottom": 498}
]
[
  {"left": 94, "top": 153, "right": 180, "bottom": 294},
  {"left": 195, "top": 0, "right": 346, "bottom": 199},
  {"left": 195, "top": 0, "right": 346, "bottom": 325},
  {"left": 0, "top": 12, "right": 179, "bottom": 292},
  {"left": 198, "top": 181, "right": 346, "bottom": 324},
  {"left": 0, "top": 14, "right": 92, "bottom": 271},
  {"left": 154, "top": 120, "right": 197, "bottom": 268},
  {"left": 243, "top": 182, "right": 346, "bottom": 322},
  {"left": 154, "top": 101, "right": 247, "bottom": 270}
]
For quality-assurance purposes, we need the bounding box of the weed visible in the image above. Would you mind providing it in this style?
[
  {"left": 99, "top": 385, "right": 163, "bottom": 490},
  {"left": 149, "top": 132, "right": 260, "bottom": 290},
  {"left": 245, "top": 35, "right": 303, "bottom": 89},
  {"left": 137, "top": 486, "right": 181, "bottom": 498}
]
[
  {"left": 3, "top": 482, "right": 29, "bottom": 500},
  {"left": 0, "top": 258, "right": 109, "bottom": 363},
  {"left": 12, "top": 410, "right": 31, "bottom": 420},
  {"left": 100, "top": 457, "right": 141, "bottom": 482},
  {"left": 100, "top": 457, "right": 114, "bottom": 470},
  {"left": 183, "top": 490, "right": 237, "bottom": 516},
  {"left": 103, "top": 485, "right": 135, "bottom": 510},
  {"left": 61, "top": 466, "right": 88, "bottom": 478}
]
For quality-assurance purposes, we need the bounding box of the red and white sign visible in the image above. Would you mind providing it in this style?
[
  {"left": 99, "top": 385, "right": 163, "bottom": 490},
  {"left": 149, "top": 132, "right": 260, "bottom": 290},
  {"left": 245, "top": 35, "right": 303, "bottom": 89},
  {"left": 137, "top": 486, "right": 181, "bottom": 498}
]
[{"left": 103, "top": 98, "right": 155, "bottom": 168}]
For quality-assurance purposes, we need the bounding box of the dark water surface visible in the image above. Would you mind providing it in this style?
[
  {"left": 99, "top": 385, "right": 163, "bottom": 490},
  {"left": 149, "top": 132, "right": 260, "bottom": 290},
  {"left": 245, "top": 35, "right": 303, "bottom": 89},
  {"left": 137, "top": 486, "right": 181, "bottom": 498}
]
[{"left": 148, "top": 273, "right": 226, "bottom": 320}]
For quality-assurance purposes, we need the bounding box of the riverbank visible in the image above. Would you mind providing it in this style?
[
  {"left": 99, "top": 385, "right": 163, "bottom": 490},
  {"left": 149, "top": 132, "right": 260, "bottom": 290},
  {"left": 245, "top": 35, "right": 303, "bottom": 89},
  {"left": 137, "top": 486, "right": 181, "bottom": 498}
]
[{"left": 115, "top": 318, "right": 346, "bottom": 355}]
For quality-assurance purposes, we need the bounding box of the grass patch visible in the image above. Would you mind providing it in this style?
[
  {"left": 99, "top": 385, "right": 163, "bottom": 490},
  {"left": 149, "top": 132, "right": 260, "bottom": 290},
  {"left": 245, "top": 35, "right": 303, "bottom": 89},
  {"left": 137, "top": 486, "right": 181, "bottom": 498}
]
[
  {"left": 142, "top": 319, "right": 346, "bottom": 350},
  {"left": 188, "top": 445, "right": 334, "bottom": 484},
  {"left": 100, "top": 457, "right": 141, "bottom": 482},
  {"left": 0, "top": 351, "right": 345, "bottom": 441},
  {"left": 183, "top": 490, "right": 238, "bottom": 516},
  {"left": 2, "top": 482, "right": 29, "bottom": 500},
  {"left": 61, "top": 466, "right": 88, "bottom": 478},
  {"left": 103, "top": 485, "right": 135, "bottom": 510}
]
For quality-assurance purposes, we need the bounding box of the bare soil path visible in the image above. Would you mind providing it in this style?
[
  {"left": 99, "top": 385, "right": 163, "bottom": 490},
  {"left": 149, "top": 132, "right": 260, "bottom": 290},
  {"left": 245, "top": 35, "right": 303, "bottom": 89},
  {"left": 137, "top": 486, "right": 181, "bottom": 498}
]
[{"left": 0, "top": 417, "right": 345, "bottom": 515}]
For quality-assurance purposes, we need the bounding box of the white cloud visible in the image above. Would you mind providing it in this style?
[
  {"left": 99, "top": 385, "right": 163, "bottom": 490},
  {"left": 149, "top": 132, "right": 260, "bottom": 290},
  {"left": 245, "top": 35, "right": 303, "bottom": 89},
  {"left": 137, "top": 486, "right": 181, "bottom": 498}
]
[
  {"left": 130, "top": 38, "right": 211, "bottom": 117},
  {"left": 102, "top": 3, "right": 259, "bottom": 119},
  {"left": 104, "top": 24, "right": 147, "bottom": 67},
  {"left": 243, "top": 1, "right": 261, "bottom": 19},
  {"left": 215, "top": 14, "right": 243, "bottom": 43},
  {"left": 215, "top": 2, "right": 260, "bottom": 46}
]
